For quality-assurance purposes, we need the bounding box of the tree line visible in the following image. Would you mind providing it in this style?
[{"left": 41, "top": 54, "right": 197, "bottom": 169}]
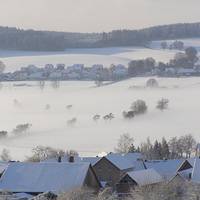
[
  {"left": 128, "top": 46, "right": 199, "bottom": 77},
  {"left": 116, "top": 133, "right": 197, "bottom": 160},
  {"left": 1, "top": 22, "right": 200, "bottom": 51}
]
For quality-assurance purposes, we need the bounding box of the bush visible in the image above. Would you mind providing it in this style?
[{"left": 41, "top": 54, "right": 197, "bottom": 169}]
[
  {"left": 146, "top": 78, "right": 159, "bottom": 88},
  {"left": 156, "top": 98, "right": 169, "bottom": 111},
  {"left": 12, "top": 123, "right": 32, "bottom": 135},
  {"left": 131, "top": 100, "right": 148, "bottom": 115},
  {"left": 0, "top": 131, "right": 7, "bottom": 138}
]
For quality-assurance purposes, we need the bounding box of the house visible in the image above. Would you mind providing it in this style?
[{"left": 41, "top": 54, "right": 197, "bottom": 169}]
[
  {"left": 21, "top": 65, "right": 40, "bottom": 74},
  {"left": 67, "top": 71, "right": 81, "bottom": 80},
  {"left": 67, "top": 64, "right": 84, "bottom": 73},
  {"left": 56, "top": 64, "right": 65, "bottom": 71},
  {"left": 44, "top": 64, "right": 54, "bottom": 73},
  {"left": 28, "top": 72, "right": 44, "bottom": 80},
  {"left": 12, "top": 71, "right": 28, "bottom": 81},
  {"left": 91, "top": 64, "right": 104, "bottom": 72},
  {"left": 145, "top": 159, "right": 187, "bottom": 180},
  {"left": 166, "top": 158, "right": 194, "bottom": 183},
  {"left": 0, "top": 161, "right": 9, "bottom": 177},
  {"left": 176, "top": 68, "right": 198, "bottom": 76},
  {"left": 110, "top": 64, "right": 128, "bottom": 80},
  {"left": 48, "top": 72, "right": 63, "bottom": 80},
  {"left": 0, "top": 162, "right": 101, "bottom": 195},
  {"left": 116, "top": 169, "right": 163, "bottom": 194},
  {"left": 168, "top": 173, "right": 187, "bottom": 185},
  {"left": 93, "top": 153, "right": 145, "bottom": 187},
  {"left": 191, "top": 158, "right": 200, "bottom": 183}
]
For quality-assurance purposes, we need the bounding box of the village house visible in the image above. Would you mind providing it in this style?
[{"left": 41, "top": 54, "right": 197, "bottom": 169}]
[
  {"left": 92, "top": 153, "right": 145, "bottom": 187},
  {"left": 56, "top": 64, "right": 65, "bottom": 71},
  {"left": 0, "top": 162, "right": 101, "bottom": 196},
  {"left": 116, "top": 168, "right": 163, "bottom": 195},
  {"left": 145, "top": 159, "right": 192, "bottom": 181},
  {"left": 110, "top": 64, "right": 128, "bottom": 80},
  {"left": 190, "top": 158, "right": 200, "bottom": 183},
  {"left": 28, "top": 71, "right": 44, "bottom": 80}
]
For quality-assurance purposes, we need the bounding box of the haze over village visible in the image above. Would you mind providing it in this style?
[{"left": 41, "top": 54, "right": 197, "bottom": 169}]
[{"left": 0, "top": 0, "right": 200, "bottom": 199}]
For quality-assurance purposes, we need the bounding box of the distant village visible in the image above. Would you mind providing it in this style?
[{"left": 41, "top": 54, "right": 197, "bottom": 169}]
[
  {"left": 1, "top": 43, "right": 200, "bottom": 82},
  {"left": 0, "top": 63, "right": 129, "bottom": 82},
  {"left": 1, "top": 61, "right": 200, "bottom": 83}
]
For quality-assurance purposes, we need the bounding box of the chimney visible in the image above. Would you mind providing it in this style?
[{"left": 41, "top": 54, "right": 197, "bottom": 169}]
[
  {"left": 69, "top": 156, "right": 74, "bottom": 163},
  {"left": 58, "top": 156, "right": 62, "bottom": 163}
]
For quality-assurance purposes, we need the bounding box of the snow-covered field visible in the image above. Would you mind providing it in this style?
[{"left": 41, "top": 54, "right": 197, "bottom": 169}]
[
  {"left": 0, "top": 77, "right": 200, "bottom": 160},
  {"left": 0, "top": 39, "right": 200, "bottom": 160},
  {"left": 0, "top": 46, "right": 177, "bottom": 72},
  {"left": 1, "top": 38, "right": 200, "bottom": 73}
]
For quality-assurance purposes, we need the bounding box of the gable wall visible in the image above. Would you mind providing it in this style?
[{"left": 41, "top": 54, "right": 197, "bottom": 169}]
[{"left": 93, "top": 157, "right": 123, "bottom": 187}]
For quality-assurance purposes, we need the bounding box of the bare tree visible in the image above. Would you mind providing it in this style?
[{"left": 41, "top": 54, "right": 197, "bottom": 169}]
[
  {"left": 26, "top": 146, "right": 65, "bottom": 162},
  {"left": 1, "top": 149, "right": 11, "bottom": 161},
  {"left": 0, "top": 61, "right": 6, "bottom": 74},
  {"left": 12, "top": 123, "right": 32, "bottom": 135},
  {"left": 0, "top": 131, "right": 8, "bottom": 138},
  {"left": 180, "top": 134, "right": 196, "bottom": 158},
  {"left": 140, "top": 137, "right": 153, "bottom": 160},
  {"left": 115, "top": 133, "right": 134, "bottom": 153},
  {"left": 156, "top": 98, "right": 169, "bottom": 111}
]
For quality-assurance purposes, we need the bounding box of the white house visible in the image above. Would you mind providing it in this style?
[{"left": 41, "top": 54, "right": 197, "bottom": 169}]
[
  {"left": 49, "top": 72, "right": 63, "bottom": 79},
  {"left": 28, "top": 72, "right": 44, "bottom": 80},
  {"left": 111, "top": 64, "right": 128, "bottom": 78},
  {"left": 44, "top": 64, "right": 54, "bottom": 72}
]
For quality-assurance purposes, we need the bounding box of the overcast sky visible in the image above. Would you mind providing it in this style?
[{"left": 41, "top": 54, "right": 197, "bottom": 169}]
[{"left": 0, "top": 0, "right": 200, "bottom": 32}]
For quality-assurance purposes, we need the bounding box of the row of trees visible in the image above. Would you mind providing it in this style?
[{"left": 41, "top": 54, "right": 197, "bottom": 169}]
[
  {"left": 116, "top": 133, "right": 197, "bottom": 159},
  {"left": 1, "top": 22, "right": 200, "bottom": 51},
  {"left": 128, "top": 46, "right": 199, "bottom": 77},
  {"left": 123, "top": 98, "right": 169, "bottom": 119},
  {"left": 161, "top": 40, "right": 185, "bottom": 50}
]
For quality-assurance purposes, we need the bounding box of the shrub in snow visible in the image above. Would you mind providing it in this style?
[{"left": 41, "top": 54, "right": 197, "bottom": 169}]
[
  {"left": 156, "top": 98, "right": 169, "bottom": 111},
  {"left": 131, "top": 100, "right": 148, "bottom": 115},
  {"left": 146, "top": 78, "right": 159, "bottom": 88},
  {"left": 0, "top": 131, "right": 7, "bottom": 138},
  {"left": 122, "top": 110, "right": 135, "bottom": 119},
  {"left": 1, "top": 149, "right": 11, "bottom": 161},
  {"left": 12, "top": 123, "right": 32, "bottom": 135}
]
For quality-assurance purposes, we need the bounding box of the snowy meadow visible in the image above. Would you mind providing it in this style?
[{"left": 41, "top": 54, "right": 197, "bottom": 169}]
[
  {"left": 0, "top": 78, "right": 199, "bottom": 160},
  {"left": 0, "top": 41, "right": 200, "bottom": 160}
]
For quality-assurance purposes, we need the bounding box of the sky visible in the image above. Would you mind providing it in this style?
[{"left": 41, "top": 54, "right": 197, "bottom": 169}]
[{"left": 0, "top": 0, "right": 200, "bottom": 33}]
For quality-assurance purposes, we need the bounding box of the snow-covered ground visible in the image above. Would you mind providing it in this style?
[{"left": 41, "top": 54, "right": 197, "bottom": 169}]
[
  {"left": 0, "top": 39, "right": 200, "bottom": 160},
  {"left": 0, "top": 46, "right": 177, "bottom": 72},
  {"left": 1, "top": 38, "right": 200, "bottom": 73},
  {"left": 0, "top": 77, "right": 200, "bottom": 160}
]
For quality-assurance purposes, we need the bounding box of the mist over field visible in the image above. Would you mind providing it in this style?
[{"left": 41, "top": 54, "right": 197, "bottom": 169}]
[
  {"left": 0, "top": 77, "right": 199, "bottom": 160},
  {"left": 0, "top": 39, "right": 200, "bottom": 159}
]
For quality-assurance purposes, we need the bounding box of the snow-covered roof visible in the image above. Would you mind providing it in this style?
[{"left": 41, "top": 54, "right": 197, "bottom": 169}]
[
  {"left": 145, "top": 159, "right": 184, "bottom": 180},
  {"left": 191, "top": 158, "right": 200, "bottom": 183},
  {"left": 0, "top": 161, "right": 9, "bottom": 174},
  {"left": 42, "top": 156, "right": 100, "bottom": 166},
  {"left": 81, "top": 157, "right": 101, "bottom": 166},
  {"left": 41, "top": 155, "right": 81, "bottom": 163},
  {"left": 105, "top": 153, "right": 144, "bottom": 170},
  {"left": 0, "top": 162, "right": 91, "bottom": 193},
  {"left": 127, "top": 169, "right": 163, "bottom": 186}
]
